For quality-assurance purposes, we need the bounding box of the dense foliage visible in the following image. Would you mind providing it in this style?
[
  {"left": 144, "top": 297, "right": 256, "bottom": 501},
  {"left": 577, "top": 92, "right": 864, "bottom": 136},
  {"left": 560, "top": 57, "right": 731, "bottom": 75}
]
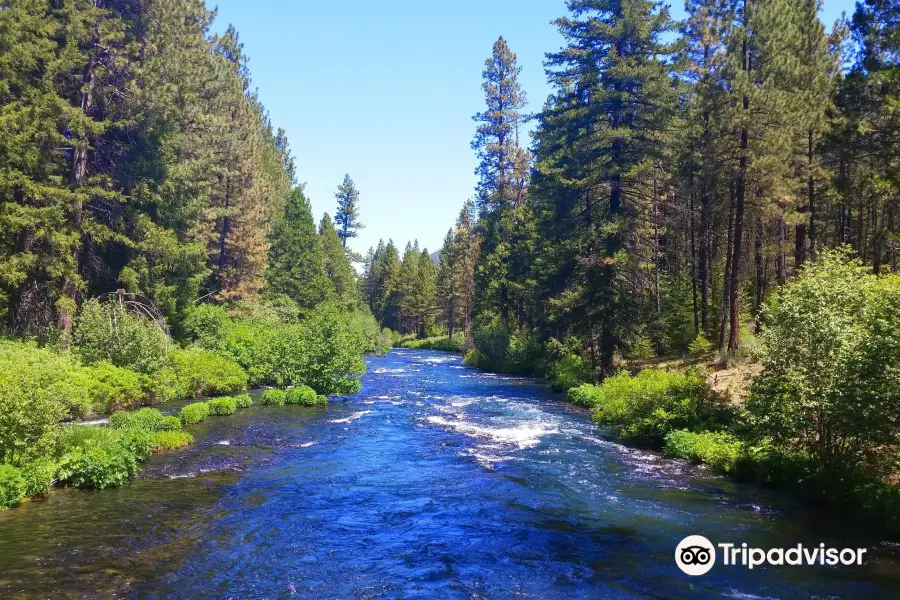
[{"left": 747, "top": 251, "right": 900, "bottom": 479}]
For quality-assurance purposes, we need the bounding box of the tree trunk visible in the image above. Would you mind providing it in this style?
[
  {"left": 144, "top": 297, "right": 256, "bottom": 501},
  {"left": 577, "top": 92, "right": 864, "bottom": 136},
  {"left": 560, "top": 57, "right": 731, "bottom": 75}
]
[
  {"left": 728, "top": 26, "right": 750, "bottom": 353},
  {"left": 447, "top": 278, "right": 455, "bottom": 341},
  {"left": 601, "top": 169, "right": 621, "bottom": 376},
  {"left": 776, "top": 216, "right": 787, "bottom": 285},
  {"left": 754, "top": 219, "right": 764, "bottom": 331},
  {"left": 699, "top": 180, "right": 710, "bottom": 333},
  {"left": 719, "top": 181, "right": 736, "bottom": 351},
  {"left": 689, "top": 190, "right": 699, "bottom": 335}
]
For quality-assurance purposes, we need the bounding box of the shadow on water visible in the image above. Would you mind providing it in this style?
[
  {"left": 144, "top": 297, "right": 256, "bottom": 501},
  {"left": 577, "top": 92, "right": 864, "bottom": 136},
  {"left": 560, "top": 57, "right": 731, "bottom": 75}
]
[{"left": 1, "top": 349, "right": 899, "bottom": 599}]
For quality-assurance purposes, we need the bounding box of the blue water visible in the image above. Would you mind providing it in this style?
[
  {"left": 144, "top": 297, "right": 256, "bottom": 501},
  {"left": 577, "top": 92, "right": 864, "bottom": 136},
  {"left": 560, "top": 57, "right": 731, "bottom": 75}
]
[{"left": 0, "top": 349, "right": 898, "bottom": 599}]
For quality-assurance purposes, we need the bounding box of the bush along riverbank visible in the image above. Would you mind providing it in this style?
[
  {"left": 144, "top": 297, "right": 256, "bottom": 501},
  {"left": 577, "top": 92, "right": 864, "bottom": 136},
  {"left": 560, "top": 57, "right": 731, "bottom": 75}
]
[
  {"left": 0, "top": 296, "right": 391, "bottom": 511},
  {"left": 446, "top": 252, "right": 900, "bottom": 536}
]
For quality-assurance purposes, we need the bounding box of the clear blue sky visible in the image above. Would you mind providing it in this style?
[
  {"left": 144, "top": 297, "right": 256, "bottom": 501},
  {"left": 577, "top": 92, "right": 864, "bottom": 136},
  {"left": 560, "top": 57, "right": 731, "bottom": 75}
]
[{"left": 211, "top": 0, "right": 855, "bottom": 258}]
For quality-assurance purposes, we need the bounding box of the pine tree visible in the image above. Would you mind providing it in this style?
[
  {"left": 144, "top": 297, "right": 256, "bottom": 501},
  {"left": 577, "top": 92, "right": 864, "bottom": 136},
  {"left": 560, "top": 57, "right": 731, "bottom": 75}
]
[
  {"left": 319, "top": 213, "right": 356, "bottom": 306},
  {"left": 536, "top": 0, "right": 679, "bottom": 373},
  {"left": 436, "top": 229, "right": 459, "bottom": 339},
  {"left": 416, "top": 248, "right": 437, "bottom": 337},
  {"left": 472, "top": 37, "right": 531, "bottom": 326},
  {"left": 267, "top": 187, "right": 330, "bottom": 309},
  {"left": 334, "top": 174, "right": 364, "bottom": 248}
]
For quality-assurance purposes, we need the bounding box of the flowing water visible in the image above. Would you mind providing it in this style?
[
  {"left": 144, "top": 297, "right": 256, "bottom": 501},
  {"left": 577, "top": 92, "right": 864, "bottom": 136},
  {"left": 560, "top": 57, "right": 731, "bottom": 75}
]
[{"left": 1, "top": 349, "right": 899, "bottom": 599}]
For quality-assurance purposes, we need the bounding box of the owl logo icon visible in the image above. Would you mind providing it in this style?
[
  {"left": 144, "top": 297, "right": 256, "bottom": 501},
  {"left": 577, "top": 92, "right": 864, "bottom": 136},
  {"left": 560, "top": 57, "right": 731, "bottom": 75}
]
[{"left": 676, "top": 535, "right": 716, "bottom": 576}]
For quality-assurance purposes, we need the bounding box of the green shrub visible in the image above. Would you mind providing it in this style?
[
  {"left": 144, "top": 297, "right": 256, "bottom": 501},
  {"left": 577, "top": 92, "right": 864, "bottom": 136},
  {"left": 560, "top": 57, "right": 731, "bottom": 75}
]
[
  {"left": 56, "top": 424, "right": 121, "bottom": 454},
  {"left": 169, "top": 348, "right": 248, "bottom": 398},
  {"left": 260, "top": 389, "right": 287, "bottom": 406},
  {"left": 0, "top": 341, "right": 74, "bottom": 463},
  {"left": 317, "top": 394, "right": 328, "bottom": 405},
  {"left": 664, "top": 430, "right": 743, "bottom": 473},
  {"left": 589, "top": 368, "right": 722, "bottom": 446},
  {"left": 180, "top": 402, "right": 210, "bottom": 425},
  {"left": 73, "top": 299, "right": 170, "bottom": 374},
  {"left": 183, "top": 303, "right": 231, "bottom": 349},
  {"left": 80, "top": 362, "right": 149, "bottom": 414},
  {"left": 108, "top": 407, "right": 169, "bottom": 431},
  {"left": 259, "top": 307, "right": 366, "bottom": 394},
  {"left": 688, "top": 333, "right": 713, "bottom": 357},
  {"left": 626, "top": 335, "right": 656, "bottom": 361},
  {"left": 285, "top": 385, "right": 318, "bottom": 406},
  {"left": 462, "top": 348, "right": 484, "bottom": 367},
  {"left": 545, "top": 338, "right": 593, "bottom": 392},
  {"left": 0, "top": 464, "right": 26, "bottom": 509},
  {"left": 202, "top": 317, "right": 276, "bottom": 386},
  {"left": 504, "top": 332, "right": 544, "bottom": 375},
  {"left": 143, "top": 366, "right": 187, "bottom": 404},
  {"left": 208, "top": 397, "right": 237, "bottom": 416},
  {"left": 18, "top": 457, "right": 58, "bottom": 497},
  {"left": 567, "top": 383, "right": 603, "bottom": 407},
  {"left": 114, "top": 428, "right": 157, "bottom": 461},
  {"left": 234, "top": 393, "right": 253, "bottom": 408},
  {"left": 747, "top": 250, "right": 900, "bottom": 478},
  {"left": 152, "top": 430, "right": 194, "bottom": 451},
  {"left": 471, "top": 314, "right": 510, "bottom": 371},
  {"left": 57, "top": 443, "right": 139, "bottom": 490},
  {"left": 160, "top": 416, "right": 182, "bottom": 431}
]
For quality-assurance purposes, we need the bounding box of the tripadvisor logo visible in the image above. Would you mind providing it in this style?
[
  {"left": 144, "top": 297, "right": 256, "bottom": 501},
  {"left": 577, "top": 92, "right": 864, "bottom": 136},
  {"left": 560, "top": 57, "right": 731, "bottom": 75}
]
[{"left": 675, "top": 535, "right": 868, "bottom": 576}]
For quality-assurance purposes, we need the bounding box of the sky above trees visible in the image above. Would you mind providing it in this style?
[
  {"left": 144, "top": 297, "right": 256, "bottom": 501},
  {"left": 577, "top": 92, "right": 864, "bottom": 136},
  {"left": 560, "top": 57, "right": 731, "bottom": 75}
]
[{"left": 211, "top": 0, "right": 853, "bottom": 258}]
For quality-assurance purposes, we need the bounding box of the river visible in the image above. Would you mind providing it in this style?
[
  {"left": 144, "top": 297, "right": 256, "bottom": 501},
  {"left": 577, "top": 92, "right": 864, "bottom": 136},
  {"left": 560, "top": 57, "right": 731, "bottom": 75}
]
[{"left": 0, "top": 349, "right": 898, "bottom": 599}]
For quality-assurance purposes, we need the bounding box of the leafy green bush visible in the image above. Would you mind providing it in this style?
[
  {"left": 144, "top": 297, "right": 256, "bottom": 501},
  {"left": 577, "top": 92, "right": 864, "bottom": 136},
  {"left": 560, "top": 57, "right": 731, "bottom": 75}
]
[
  {"left": 544, "top": 338, "right": 594, "bottom": 392},
  {"left": 57, "top": 443, "right": 139, "bottom": 490},
  {"left": 688, "top": 333, "right": 713, "bottom": 357},
  {"left": 234, "top": 394, "right": 253, "bottom": 408},
  {"left": 108, "top": 407, "right": 169, "bottom": 431},
  {"left": 588, "top": 368, "right": 721, "bottom": 446},
  {"left": 567, "top": 384, "right": 603, "bottom": 408},
  {"left": 471, "top": 314, "right": 510, "bottom": 371},
  {"left": 73, "top": 299, "right": 170, "bottom": 374},
  {"left": 80, "top": 361, "right": 149, "bottom": 414},
  {"left": 180, "top": 402, "right": 210, "bottom": 425},
  {"left": 285, "top": 385, "right": 318, "bottom": 406},
  {"left": 143, "top": 366, "right": 187, "bottom": 404},
  {"left": 160, "top": 416, "right": 183, "bottom": 431},
  {"left": 183, "top": 303, "right": 231, "bottom": 349},
  {"left": 462, "top": 348, "right": 484, "bottom": 367},
  {"left": 0, "top": 464, "right": 26, "bottom": 509},
  {"left": 504, "top": 332, "right": 544, "bottom": 375},
  {"left": 152, "top": 430, "right": 194, "bottom": 451},
  {"left": 56, "top": 424, "right": 121, "bottom": 454},
  {"left": 747, "top": 250, "right": 900, "bottom": 477},
  {"left": 260, "top": 389, "right": 287, "bottom": 406},
  {"left": 208, "top": 397, "right": 237, "bottom": 416},
  {"left": 258, "top": 307, "right": 367, "bottom": 395},
  {"left": 626, "top": 335, "right": 656, "bottom": 361},
  {"left": 0, "top": 341, "right": 75, "bottom": 463},
  {"left": 169, "top": 348, "right": 248, "bottom": 398},
  {"left": 664, "top": 430, "right": 743, "bottom": 473},
  {"left": 114, "top": 428, "right": 157, "bottom": 461},
  {"left": 198, "top": 316, "right": 275, "bottom": 386},
  {"left": 18, "top": 457, "right": 57, "bottom": 497}
]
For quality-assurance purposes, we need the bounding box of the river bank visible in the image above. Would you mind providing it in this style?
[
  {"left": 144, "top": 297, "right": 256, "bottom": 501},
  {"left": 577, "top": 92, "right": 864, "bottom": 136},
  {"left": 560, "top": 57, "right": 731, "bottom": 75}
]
[{"left": 0, "top": 349, "right": 898, "bottom": 598}]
